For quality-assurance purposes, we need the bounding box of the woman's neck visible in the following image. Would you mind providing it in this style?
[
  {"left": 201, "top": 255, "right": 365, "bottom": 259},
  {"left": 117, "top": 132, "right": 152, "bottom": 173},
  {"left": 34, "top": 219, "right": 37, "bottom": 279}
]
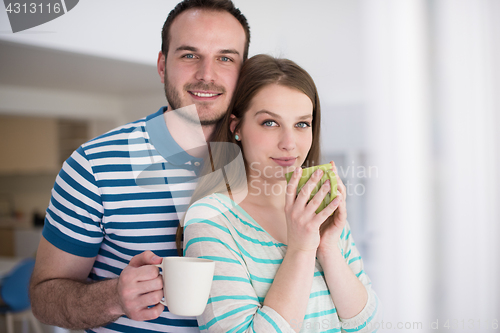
[{"left": 244, "top": 176, "right": 287, "bottom": 209}]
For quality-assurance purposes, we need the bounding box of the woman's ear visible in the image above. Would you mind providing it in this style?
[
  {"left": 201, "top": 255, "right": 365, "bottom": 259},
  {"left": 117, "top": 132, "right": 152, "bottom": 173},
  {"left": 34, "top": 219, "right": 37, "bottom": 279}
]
[{"left": 229, "top": 114, "right": 240, "bottom": 135}]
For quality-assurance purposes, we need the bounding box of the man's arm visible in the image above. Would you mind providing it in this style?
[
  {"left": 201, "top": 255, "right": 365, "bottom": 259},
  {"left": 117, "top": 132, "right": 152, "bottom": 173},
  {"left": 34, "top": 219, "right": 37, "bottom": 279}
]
[{"left": 30, "top": 237, "right": 165, "bottom": 330}]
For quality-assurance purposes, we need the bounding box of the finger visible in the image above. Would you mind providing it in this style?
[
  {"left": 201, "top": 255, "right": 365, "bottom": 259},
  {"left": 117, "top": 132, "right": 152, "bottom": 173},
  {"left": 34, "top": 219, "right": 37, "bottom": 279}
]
[
  {"left": 295, "top": 168, "right": 324, "bottom": 207},
  {"left": 121, "top": 265, "right": 161, "bottom": 287},
  {"left": 336, "top": 175, "right": 346, "bottom": 197},
  {"left": 333, "top": 192, "right": 348, "bottom": 220},
  {"left": 315, "top": 195, "right": 341, "bottom": 223},
  {"left": 330, "top": 160, "right": 338, "bottom": 174},
  {"left": 140, "top": 289, "right": 165, "bottom": 307},
  {"left": 285, "top": 167, "right": 302, "bottom": 209},
  {"left": 319, "top": 215, "right": 334, "bottom": 235},
  {"left": 305, "top": 179, "right": 331, "bottom": 215},
  {"left": 130, "top": 302, "right": 164, "bottom": 322},
  {"left": 134, "top": 265, "right": 162, "bottom": 283},
  {"left": 137, "top": 275, "right": 163, "bottom": 294},
  {"left": 129, "top": 251, "right": 162, "bottom": 268}
]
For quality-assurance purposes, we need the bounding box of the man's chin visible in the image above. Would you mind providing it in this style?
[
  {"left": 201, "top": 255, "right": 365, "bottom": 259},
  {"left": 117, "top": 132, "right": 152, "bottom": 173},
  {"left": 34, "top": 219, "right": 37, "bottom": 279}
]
[
  {"left": 190, "top": 103, "right": 226, "bottom": 125},
  {"left": 172, "top": 106, "right": 225, "bottom": 126},
  {"left": 199, "top": 118, "right": 221, "bottom": 126}
]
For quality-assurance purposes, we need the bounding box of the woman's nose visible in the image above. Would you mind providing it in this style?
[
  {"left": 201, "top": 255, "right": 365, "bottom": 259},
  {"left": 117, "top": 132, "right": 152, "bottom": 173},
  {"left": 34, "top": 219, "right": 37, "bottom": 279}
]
[{"left": 278, "top": 130, "right": 296, "bottom": 151}]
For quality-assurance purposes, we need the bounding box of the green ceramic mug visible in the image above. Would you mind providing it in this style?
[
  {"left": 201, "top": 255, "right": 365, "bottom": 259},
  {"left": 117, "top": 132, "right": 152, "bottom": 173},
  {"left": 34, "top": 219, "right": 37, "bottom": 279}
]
[{"left": 285, "top": 163, "right": 338, "bottom": 214}]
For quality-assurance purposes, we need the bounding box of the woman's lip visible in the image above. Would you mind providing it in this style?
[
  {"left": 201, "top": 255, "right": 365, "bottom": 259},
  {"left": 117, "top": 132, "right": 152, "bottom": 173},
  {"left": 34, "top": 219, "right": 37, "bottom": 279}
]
[{"left": 271, "top": 157, "right": 297, "bottom": 167}]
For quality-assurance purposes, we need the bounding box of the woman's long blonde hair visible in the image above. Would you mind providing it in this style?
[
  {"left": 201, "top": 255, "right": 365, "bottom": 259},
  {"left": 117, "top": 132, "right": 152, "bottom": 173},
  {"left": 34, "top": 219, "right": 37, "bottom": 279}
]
[{"left": 176, "top": 54, "right": 322, "bottom": 255}]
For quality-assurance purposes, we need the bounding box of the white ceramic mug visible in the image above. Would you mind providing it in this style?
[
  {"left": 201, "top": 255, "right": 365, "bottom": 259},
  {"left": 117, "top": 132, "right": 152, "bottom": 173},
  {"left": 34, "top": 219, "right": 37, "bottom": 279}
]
[{"left": 156, "top": 257, "right": 215, "bottom": 316}]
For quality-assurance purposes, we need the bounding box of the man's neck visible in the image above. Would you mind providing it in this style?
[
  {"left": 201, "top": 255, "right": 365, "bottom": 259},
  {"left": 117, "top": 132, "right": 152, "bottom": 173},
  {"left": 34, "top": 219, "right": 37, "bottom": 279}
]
[{"left": 163, "top": 108, "right": 213, "bottom": 158}]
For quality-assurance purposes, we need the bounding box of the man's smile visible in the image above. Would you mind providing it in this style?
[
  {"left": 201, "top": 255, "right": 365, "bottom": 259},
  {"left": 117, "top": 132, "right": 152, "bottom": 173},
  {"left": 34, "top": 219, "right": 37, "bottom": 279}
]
[{"left": 189, "top": 91, "right": 222, "bottom": 98}]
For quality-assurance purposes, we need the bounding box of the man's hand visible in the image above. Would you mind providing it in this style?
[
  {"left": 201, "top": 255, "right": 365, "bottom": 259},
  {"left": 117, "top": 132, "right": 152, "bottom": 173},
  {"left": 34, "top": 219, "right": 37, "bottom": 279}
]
[
  {"left": 30, "top": 238, "right": 166, "bottom": 329},
  {"left": 116, "top": 251, "right": 165, "bottom": 321}
]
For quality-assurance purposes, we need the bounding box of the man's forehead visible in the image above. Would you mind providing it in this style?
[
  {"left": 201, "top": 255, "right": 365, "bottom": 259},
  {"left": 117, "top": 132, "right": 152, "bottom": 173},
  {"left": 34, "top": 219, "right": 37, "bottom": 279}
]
[{"left": 169, "top": 8, "right": 246, "bottom": 48}]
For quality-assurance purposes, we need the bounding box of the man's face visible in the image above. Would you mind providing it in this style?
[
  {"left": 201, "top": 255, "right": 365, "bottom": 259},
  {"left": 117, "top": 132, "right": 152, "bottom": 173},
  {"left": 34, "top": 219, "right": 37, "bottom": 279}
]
[{"left": 159, "top": 9, "right": 246, "bottom": 125}]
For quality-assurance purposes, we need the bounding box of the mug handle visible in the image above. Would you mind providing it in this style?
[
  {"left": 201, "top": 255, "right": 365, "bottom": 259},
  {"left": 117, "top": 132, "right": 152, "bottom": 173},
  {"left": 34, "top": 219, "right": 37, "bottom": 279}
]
[{"left": 155, "top": 264, "right": 167, "bottom": 306}]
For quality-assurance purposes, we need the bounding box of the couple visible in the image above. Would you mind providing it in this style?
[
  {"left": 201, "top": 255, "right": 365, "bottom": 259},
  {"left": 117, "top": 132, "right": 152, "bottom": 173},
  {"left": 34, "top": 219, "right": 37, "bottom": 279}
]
[{"left": 29, "top": 0, "right": 379, "bottom": 332}]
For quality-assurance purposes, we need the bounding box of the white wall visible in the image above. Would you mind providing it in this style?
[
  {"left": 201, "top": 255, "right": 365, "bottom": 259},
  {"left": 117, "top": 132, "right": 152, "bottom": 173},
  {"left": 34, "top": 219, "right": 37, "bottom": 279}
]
[{"left": 363, "top": 1, "right": 500, "bottom": 331}]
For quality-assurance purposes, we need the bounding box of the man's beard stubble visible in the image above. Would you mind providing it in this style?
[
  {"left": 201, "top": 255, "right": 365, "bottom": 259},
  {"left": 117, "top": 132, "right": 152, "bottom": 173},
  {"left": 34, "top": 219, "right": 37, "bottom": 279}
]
[{"left": 164, "top": 73, "right": 227, "bottom": 126}]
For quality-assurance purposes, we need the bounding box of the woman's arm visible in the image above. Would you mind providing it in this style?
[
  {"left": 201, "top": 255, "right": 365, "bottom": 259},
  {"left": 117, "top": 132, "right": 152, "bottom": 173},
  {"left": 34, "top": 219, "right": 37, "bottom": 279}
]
[
  {"left": 317, "top": 223, "right": 369, "bottom": 319},
  {"left": 318, "top": 222, "right": 380, "bottom": 332},
  {"left": 262, "top": 247, "right": 317, "bottom": 331},
  {"left": 317, "top": 161, "right": 380, "bottom": 331}
]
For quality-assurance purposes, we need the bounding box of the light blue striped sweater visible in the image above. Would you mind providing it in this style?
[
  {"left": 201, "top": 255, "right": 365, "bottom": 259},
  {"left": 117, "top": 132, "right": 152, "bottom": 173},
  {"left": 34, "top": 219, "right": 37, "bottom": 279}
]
[{"left": 184, "top": 193, "right": 380, "bottom": 333}]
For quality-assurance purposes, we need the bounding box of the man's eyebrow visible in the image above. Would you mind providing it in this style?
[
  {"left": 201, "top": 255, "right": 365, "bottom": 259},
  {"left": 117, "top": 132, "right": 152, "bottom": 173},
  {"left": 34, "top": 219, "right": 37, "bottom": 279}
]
[
  {"left": 219, "top": 49, "right": 240, "bottom": 55},
  {"left": 174, "top": 46, "right": 240, "bottom": 56},
  {"left": 254, "top": 110, "right": 313, "bottom": 120},
  {"left": 175, "top": 45, "right": 198, "bottom": 53}
]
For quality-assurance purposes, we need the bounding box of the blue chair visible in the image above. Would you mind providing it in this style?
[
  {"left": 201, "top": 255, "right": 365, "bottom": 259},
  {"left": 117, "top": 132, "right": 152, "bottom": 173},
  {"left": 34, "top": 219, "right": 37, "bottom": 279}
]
[{"left": 0, "top": 258, "right": 43, "bottom": 333}]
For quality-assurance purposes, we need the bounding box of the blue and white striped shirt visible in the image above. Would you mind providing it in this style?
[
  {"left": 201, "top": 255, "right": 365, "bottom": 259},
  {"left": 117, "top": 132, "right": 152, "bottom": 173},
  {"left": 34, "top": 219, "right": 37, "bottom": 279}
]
[
  {"left": 43, "top": 107, "right": 203, "bottom": 333},
  {"left": 184, "top": 193, "right": 380, "bottom": 333}
]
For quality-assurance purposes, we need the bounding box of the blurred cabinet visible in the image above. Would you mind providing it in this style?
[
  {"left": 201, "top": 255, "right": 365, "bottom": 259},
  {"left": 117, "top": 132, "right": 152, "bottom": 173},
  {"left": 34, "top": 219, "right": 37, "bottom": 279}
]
[
  {"left": 0, "top": 227, "right": 42, "bottom": 257},
  {"left": 0, "top": 227, "right": 15, "bottom": 256},
  {"left": 0, "top": 116, "right": 59, "bottom": 174},
  {"left": 0, "top": 115, "right": 89, "bottom": 174}
]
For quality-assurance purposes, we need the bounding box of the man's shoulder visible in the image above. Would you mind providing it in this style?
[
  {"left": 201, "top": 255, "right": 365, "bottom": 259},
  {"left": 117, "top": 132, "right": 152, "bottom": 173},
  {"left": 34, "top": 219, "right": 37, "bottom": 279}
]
[
  {"left": 85, "top": 116, "right": 148, "bottom": 148},
  {"left": 78, "top": 109, "right": 165, "bottom": 154}
]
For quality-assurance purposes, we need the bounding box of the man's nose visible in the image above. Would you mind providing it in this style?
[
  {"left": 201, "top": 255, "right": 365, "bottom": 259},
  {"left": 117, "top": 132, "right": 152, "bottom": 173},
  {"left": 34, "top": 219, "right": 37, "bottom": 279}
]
[{"left": 195, "top": 58, "right": 216, "bottom": 82}]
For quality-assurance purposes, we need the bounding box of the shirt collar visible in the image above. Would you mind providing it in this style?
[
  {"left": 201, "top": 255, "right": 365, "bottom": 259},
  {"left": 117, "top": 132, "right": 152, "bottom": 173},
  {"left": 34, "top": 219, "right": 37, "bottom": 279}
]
[{"left": 146, "top": 107, "right": 204, "bottom": 171}]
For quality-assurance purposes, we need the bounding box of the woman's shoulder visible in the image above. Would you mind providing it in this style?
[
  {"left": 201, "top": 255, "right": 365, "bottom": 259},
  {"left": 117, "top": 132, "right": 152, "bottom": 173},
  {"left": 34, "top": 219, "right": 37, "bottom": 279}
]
[
  {"left": 184, "top": 193, "right": 237, "bottom": 226},
  {"left": 188, "top": 193, "right": 233, "bottom": 211}
]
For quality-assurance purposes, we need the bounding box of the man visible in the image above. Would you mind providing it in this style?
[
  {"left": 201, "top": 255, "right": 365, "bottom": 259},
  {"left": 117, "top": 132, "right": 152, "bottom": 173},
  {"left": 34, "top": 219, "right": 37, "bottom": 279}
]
[{"left": 29, "top": 0, "right": 250, "bottom": 332}]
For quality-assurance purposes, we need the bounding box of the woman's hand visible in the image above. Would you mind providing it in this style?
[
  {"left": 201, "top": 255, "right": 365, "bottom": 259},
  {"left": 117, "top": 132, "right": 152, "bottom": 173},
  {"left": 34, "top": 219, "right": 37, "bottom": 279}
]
[
  {"left": 285, "top": 167, "right": 340, "bottom": 254},
  {"left": 318, "top": 161, "right": 347, "bottom": 255}
]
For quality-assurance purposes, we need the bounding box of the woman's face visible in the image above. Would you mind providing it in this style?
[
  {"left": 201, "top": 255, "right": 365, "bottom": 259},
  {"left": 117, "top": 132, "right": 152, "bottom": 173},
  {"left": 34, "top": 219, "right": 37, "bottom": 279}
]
[{"left": 232, "top": 84, "right": 314, "bottom": 183}]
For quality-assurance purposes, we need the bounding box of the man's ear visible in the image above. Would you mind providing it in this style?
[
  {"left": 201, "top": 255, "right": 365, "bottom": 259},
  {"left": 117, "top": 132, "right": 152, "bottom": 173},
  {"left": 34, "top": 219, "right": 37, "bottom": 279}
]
[
  {"left": 157, "top": 51, "right": 166, "bottom": 83},
  {"left": 229, "top": 115, "right": 240, "bottom": 135}
]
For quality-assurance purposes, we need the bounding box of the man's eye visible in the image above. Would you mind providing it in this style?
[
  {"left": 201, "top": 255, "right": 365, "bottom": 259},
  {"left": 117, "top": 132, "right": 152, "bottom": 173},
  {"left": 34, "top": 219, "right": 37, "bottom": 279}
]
[
  {"left": 263, "top": 120, "right": 277, "bottom": 127},
  {"left": 296, "top": 122, "right": 311, "bottom": 128},
  {"left": 183, "top": 54, "right": 195, "bottom": 59},
  {"left": 220, "top": 56, "right": 232, "bottom": 62}
]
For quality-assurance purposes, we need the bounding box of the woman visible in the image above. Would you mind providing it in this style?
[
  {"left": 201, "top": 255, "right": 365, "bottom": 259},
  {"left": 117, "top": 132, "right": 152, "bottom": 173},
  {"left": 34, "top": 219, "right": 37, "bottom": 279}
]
[{"left": 179, "top": 55, "right": 380, "bottom": 332}]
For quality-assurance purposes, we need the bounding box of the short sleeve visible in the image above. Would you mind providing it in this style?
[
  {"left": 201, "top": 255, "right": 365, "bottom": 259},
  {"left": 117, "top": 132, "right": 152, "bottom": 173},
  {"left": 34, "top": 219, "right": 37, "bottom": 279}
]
[{"left": 43, "top": 146, "right": 104, "bottom": 258}]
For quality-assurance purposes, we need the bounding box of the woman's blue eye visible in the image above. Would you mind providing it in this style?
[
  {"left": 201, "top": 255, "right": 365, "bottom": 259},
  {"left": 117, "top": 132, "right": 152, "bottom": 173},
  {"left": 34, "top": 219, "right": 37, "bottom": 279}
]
[
  {"left": 296, "top": 122, "right": 311, "bottom": 128},
  {"left": 263, "top": 120, "right": 277, "bottom": 127}
]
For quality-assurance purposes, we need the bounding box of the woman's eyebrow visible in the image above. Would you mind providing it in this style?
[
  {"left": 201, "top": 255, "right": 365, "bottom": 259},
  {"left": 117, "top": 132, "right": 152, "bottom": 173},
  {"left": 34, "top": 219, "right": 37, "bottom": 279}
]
[
  {"left": 254, "top": 110, "right": 280, "bottom": 118},
  {"left": 254, "top": 110, "right": 313, "bottom": 120}
]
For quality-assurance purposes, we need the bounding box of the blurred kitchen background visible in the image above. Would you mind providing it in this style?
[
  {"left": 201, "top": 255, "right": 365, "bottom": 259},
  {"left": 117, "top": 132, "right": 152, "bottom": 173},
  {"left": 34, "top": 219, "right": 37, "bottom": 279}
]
[{"left": 0, "top": 0, "right": 498, "bottom": 332}]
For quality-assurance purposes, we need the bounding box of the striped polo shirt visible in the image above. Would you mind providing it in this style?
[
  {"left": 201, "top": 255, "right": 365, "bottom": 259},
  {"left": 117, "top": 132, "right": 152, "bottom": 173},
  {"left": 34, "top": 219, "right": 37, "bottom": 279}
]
[
  {"left": 43, "top": 107, "right": 203, "bottom": 332},
  {"left": 184, "top": 193, "right": 380, "bottom": 333}
]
